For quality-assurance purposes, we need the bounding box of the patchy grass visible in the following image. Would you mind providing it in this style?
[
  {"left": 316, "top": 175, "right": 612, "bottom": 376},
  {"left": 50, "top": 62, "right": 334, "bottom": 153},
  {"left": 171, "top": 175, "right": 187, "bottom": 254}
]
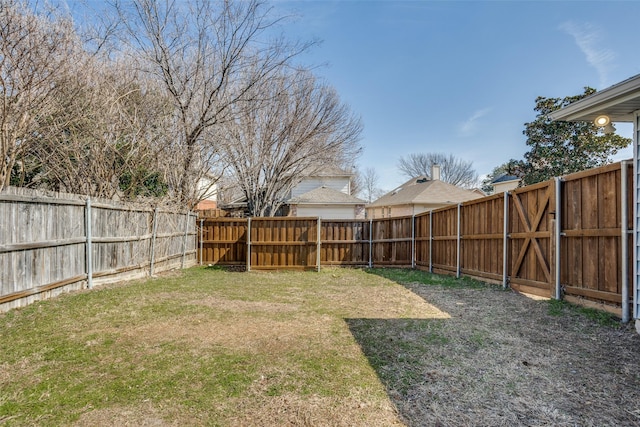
[
  {"left": 369, "top": 267, "right": 491, "bottom": 289},
  {"left": 0, "top": 267, "right": 639, "bottom": 426},
  {"left": 547, "top": 299, "right": 620, "bottom": 327}
]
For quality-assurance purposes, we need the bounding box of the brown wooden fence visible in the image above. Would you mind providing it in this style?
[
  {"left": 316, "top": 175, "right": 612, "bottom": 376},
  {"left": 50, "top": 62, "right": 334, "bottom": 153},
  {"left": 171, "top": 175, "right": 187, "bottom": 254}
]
[
  {"left": 460, "top": 194, "right": 505, "bottom": 282},
  {"left": 197, "top": 160, "right": 635, "bottom": 318},
  {"left": 508, "top": 180, "right": 555, "bottom": 297},
  {"left": 1, "top": 187, "right": 197, "bottom": 311},
  {"left": 320, "top": 219, "right": 370, "bottom": 266},
  {"left": 560, "top": 163, "right": 633, "bottom": 307}
]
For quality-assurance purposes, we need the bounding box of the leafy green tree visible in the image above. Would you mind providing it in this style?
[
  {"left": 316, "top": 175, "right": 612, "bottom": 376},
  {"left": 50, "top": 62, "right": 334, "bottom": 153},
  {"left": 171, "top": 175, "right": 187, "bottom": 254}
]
[
  {"left": 480, "top": 159, "right": 525, "bottom": 194},
  {"left": 521, "top": 87, "right": 631, "bottom": 185}
]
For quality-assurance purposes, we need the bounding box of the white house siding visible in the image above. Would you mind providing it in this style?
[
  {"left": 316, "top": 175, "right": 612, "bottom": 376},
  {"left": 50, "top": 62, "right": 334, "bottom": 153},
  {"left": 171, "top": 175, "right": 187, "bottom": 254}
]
[
  {"left": 297, "top": 205, "right": 356, "bottom": 219},
  {"left": 635, "top": 112, "right": 640, "bottom": 321},
  {"left": 366, "top": 203, "right": 452, "bottom": 218},
  {"left": 291, "top": 177, "right": 350, "bottom": 198},
  {"left": 366, "top": 204, "right": 414, "bottom": 218}
]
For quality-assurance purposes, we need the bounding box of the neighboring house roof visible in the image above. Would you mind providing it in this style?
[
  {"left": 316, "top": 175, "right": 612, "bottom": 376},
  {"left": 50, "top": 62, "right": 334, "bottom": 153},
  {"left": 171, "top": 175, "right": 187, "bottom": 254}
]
[
  {"left": 368, "top": 176, "right": 482, "bottom": 207},
  {"left": 287, "top": 186, "right": 364, "bottom": 205},
  {"left": 491, "top": 174, "right": 520, "bottom": 184},
  {"left": 220, "top": 196, "right": 248, "bottom": 209}
]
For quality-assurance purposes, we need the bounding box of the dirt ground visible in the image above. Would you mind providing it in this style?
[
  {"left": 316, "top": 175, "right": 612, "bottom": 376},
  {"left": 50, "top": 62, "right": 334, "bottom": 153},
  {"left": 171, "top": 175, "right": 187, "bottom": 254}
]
[{"left": 357, "top": 278, "right": 640, "bottom": 426}]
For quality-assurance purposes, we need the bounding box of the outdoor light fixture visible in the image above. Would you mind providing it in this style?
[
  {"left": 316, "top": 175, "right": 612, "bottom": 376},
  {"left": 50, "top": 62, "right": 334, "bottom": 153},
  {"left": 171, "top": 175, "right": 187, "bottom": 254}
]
[
  {"left": 604, "top": 123, "right": 617, "bottom": 134},
  {"left": 594, "top": 115, "right": 611, "bottom": 127},
  {"left": 594, "top": 115, "right": 616, "bottom": 134}
]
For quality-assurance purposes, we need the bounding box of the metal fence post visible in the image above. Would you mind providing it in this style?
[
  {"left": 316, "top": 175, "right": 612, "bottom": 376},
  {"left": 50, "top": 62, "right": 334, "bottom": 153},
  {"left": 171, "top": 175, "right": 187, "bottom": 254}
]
[
  {"left": 150, "top": 207, "right": 158, "bottom": 276},
  {"left": 181, "top": 212, "right": 190, "bottom": 269},
  {"left": 554, "top": 178, "right": 562, "bottom": 300},
  {"left": 246, "top": 218, "right": 252, "bottom": 272},
  {"left": 199, "top": 218, "right": 204, "bottom": 266},
  {"left": 429, "top": 211, "right": 433, "bottom": 273},
  {"left": 621, "top": 161, "right": 630, "bottom": 323},
  {"left": 369, "top": 218, "right": 373, "bottom": 268},
  {"left": 316, "top": 217, "right": 321, "bottom": 272},
  {"left": 85, "top": 198, "right": 93, "bottom": 289},
  {"left": 411, "top": 214, "right": 416, "bottom": 269},
  {"left": 503, "top": 192, "right": 509, "bottom": 289},
  {"left": 456, "top": 203, "right": 461, "bottom": 278}
]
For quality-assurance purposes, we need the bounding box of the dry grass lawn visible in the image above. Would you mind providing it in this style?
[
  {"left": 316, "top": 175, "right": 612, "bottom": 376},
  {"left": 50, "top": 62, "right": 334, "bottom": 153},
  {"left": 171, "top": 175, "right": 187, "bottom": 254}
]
[{"left": 0, "top": 267, "right": 639, "bottom": 426}]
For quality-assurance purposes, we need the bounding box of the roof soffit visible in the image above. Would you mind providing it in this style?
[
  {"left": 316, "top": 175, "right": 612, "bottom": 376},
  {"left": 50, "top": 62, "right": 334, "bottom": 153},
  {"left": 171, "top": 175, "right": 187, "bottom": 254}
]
[{"left": 548, "top": 74, "right": 640, "bottom": 123}]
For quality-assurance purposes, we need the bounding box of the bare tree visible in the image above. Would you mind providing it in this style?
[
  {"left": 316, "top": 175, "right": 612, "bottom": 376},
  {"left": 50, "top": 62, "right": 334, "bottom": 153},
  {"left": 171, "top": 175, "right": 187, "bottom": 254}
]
[
  {"left": 23, "top": 57, "right": 172, "bottom": 198},
  {"left": 0, "top": 0, "right": 78, "bottom": 191},
  {"left": 219, "top": 69, "right": 362, "bottom": 216},
  {"left": 114, "top": 0, "right": 311, "bottom": 207},
  {"left": 360, "top": 167, "right": 384, "bottom": 203},
  {"left": 397, "top": 153, "right": 478, "bottom": 188}
]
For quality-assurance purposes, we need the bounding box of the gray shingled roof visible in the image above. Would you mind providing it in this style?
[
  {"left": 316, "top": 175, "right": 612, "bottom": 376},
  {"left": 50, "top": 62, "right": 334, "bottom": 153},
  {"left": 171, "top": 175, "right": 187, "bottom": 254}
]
[
  {"left": 491, "top": 174, "right": 520, "bottom": 184},
  {"left": 287, "top": 186, "right": 365, "bottom": 205},
  {"left": 368, "top": 176, "right": 483, "bottom": 207}
]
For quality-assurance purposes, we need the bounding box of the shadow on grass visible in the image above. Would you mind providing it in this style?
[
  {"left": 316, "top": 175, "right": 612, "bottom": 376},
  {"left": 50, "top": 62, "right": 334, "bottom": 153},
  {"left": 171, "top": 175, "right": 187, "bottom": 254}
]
[
  {"left": 344, "top": 268, "right": 463, "bottom": 425},
  {"left": 365, "top": 267, "right": 492, "bottom": 289},
  {"left": 203, "top": 264, "right": 247, "bottom": 273},
  {"left": 345, "top": 316, "right": 449, "bottom": 397}
]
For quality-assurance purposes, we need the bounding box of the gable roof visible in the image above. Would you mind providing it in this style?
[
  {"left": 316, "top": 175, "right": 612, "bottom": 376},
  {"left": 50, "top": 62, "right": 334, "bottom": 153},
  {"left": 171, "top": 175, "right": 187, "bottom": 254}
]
[
  {"left": 368, "top": 175, "right": 483, "bottom": 207},
  {"left": 287, "top": 186, "right": 364, "bottom": 205}
]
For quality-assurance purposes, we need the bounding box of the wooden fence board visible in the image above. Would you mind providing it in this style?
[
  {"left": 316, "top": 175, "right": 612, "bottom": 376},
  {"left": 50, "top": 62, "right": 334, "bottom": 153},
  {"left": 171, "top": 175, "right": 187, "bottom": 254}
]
[
  {"left": 430, "top": 207, "right": 457, "bottom": 273},
  {"left": 371, "top": 216, "right": 412, "bottom": 266},
  {"left": 508, "top": 182, "right": 554, "bottom": 296},
  {"left": 320, "top": 220, "right": 369, "bottom": 266},
  {"left": 561, "top": 163, "right": 632, "bottom": 307},
  {"left": 414, "top": 212, "right": 431, "bottom": 269},
  {"left": 460, "top": 194, "right": 504, "bottom": 278}
]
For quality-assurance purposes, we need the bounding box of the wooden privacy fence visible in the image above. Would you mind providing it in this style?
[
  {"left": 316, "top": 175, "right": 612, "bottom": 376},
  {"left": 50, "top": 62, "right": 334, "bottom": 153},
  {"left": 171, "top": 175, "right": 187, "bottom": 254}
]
[
  {"left": 0, "top": 187, "right": 197, "bottom": 311},
  {"left": 198, "top": 216, "right": 412, "bottom": 270},
  {"left": 199, "top": 160, "right": 634, "bottom": 319}
]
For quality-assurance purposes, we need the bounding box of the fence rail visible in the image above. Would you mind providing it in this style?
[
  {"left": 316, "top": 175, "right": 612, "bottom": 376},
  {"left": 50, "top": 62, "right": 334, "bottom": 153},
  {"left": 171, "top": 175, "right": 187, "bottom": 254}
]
[
  {"left": 0, "top": 187, "right": 197, "bottom": 311},
  {"left": 198, "top": 160, "right": 635, "bottom": 319}
]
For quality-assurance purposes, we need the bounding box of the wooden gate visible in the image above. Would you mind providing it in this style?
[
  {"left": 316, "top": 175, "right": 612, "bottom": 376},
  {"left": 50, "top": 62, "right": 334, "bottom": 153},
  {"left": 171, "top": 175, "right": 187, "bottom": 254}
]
[{"left": 508, "top": 181, "right": 555, "bottom": 297}]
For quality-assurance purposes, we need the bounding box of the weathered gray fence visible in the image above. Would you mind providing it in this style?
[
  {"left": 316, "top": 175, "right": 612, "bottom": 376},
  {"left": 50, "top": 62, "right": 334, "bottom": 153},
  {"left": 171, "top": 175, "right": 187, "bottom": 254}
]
[{"left": 0, "top": 187, "right": 197, "bottom": 311}]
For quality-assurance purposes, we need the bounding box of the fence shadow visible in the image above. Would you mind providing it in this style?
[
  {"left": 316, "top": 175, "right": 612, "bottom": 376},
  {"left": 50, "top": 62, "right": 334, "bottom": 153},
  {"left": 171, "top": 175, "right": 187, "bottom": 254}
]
[
  {"left": 345, "top": 316, "right": 450, "bottom": 426},
  {"left": 345, "top": 268, "right": 461, "bottom": 426}
]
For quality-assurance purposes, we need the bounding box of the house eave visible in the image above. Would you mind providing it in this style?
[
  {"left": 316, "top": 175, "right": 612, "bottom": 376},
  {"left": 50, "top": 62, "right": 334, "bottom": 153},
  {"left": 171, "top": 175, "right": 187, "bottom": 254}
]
[{"left": 548, "top": 73, "right": 640, "bottom": 123}]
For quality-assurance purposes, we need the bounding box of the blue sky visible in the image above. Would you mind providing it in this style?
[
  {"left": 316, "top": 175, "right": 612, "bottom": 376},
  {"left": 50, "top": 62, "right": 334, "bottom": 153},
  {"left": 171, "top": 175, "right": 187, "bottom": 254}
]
[{"left": 273, "top": 0, "right": 640, "bottom": 191}]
